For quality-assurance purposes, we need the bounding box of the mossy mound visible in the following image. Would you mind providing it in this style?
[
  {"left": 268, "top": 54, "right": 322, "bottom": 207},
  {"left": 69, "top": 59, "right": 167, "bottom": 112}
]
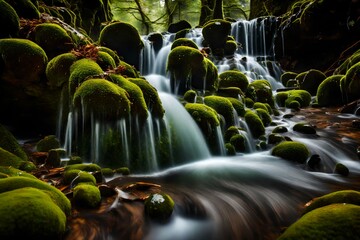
[
  {"left": 293, "top": 122, "right": 316, "bottom": 134},
  {"left": 246, "top": 80, "right": 274, "bottom": 106},
  {"left": 183, "top": 89, "right": 197, "bottom": 103},
  {"left": 275, "top": 89, "right": 311, "bottom": 109},
  {"left": 267, "top": 133, "right": 285, "bottom": 145},
  {"left": 227, "top": 97, "right": 245, "bottom": 117},
  {"left": 68, "top": 58, "right": 104, "bottom": 96},
  {"left": 144, "top": 192, "right": 175, "bottom": 221},
  {"left": 218, "top": 70, "right": 249, "bottom": 92},
  {"left": 278, "top": 204, "right": 360, "bottom": 239},
  {"left": 0, "top": 187, "right": 66, "bottom": 239},
  {"left": 73, "top": 183, "right": 101, "bottom": 208},
  {"left": 224, "top": 126, "right": 241, "bottom": 142},
  {"left": 0, "top": 147, "right": 27, "bottom": 169},
  {"left": 204, "top": 95, "right": 235, "bottom": 127},
  {"left": 296, "top": 69, "right": 326, "bottom": 96},
  {"left": 128, "top": 78, "right": 165, "bottom": 119},
  {"left": 216, "top": 87, "right": 243, "bottom": 99},
  {"left": 0, "top": 38, "right": 47, "bottom": 85},
  {"left": 0, "top": 124, "right": 27, "bottom": 160},
  {"left": 230, "top": 134, "right": 246, "bottom": 152},
  {"left": 109, "top": 74, "right": 148, "bottom": 120},
  {"left": 253, "top": 102, "right": 272, "bottom": 114},
  {"left": 334, "top": 52, "right": 360, "bottom": 75},
  {"left": 244, "top": 110, "right": 265, "bottom": 138},
  {"left": 117, "top": 61, "right": 140, "bottom": 78},
  {"left": 36, "top": 135, "right": 61, "bottom": 152},
  {"left": 280, "top": 71, "right": 298, "bottom": 86},
  {"left": 304, "top": 190, "right": 360, "bottom": 215},
  {"left": 255, "top": 108, "right": 272, "bottom": 127},
  {"left": 5, "top": 0, "right": 40, "bottom": 19},
  {"left": 0, "top": 166, "right": 35, "bottom": 178},
  {"left": 271, "top": 141, "right": 310, "bottom": 163},
  {"left": 46, "top": 52, "right": 78, "bottom": 89},
  {"left": 171, "top": 38, "right": 198, "bottom": 50},
  {"left": 224, "top": 40, "right": 238, "bottom": 56},
  {"left": 65, "top": 163, "right": 102, "bottom": 172},
  {"left": 202, "top": 19, "right": 232, "bottom": 56},
  {"left": 0, "top": 176, "right": 71, "bottom": 215},
  {"left": 334, "top": 162, "right": 349, "bottom": 176},
  {"left": 99, "top": 21, "right": 144, "bottom": 69},
  {"left": 341, "top": 62, "right": 360, "bottom": 103},
  {"left": 73, "top": 78, "right": 131, "bottom": 120},
  {"left": 316, "top": 75, "right": 344, "bottom": 107},
  {"left": 97, "top": 46, "right": 121, "bottom": 65},
  {"left": 0, "top": 0, "right": 19, "bottom": 38},
  {"left": 97, "top": 51, "right": 116, "bottom": 71},
  {"left": 63, "top": 169, "right": 96, "bottom": 186},
  {"left": 168, "top": 20, "right": 192, "bottom": 33}
]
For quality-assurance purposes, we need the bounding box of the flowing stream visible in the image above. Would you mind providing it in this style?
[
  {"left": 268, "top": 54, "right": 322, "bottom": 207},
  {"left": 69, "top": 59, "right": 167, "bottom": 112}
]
[{"left": 63, "top": 18, "right": 360, "bottom": 239}]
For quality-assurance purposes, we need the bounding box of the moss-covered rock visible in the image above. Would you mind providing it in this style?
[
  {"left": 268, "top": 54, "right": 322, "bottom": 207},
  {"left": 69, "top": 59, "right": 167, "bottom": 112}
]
[
  {"left": 341, "top": 62, "right": 360, "bottom": 103},
  {"left": 204, "top": 95, "right": 235, "bottom": 127},
  {"left": 244, "top": 110, "right": 265, "bottom": 138},
  {"left": 267, "top": 133, "right": 285, "bottom": 145},
  {"left": 0, "top": 187, "right": 66, "bottom": 239},
  {"left": 144, "top": 192, "right": 175, "bottom": 221},
  {"left": 276, "top": 89, "right": 311, "bottom": 108},
  {"left": 227, "top": 97, "right": 245, "bottom": 117},
  {"left": 184, "top": 89, "right": 197, "bottom": 103},
  {"left": 97, "top": 46, "right": 121, "bottom": 66},
  {"left": 0, "top": 0, "right": 19, "bottom": 38},
  {"left": 0, "top": 176, "right": 71, "bottom": 215},
  {"left": 73, "top": 78, "right": 131, "bottom": 120},
  {"left": 0, "top": 147, "right": 27, "bottom": 169},
  {"left": 171, "top": 38, "right": 198, "bottom": 50},
  {"left": 128, "top": 78, "right": 164, "bottom": 119},
  {"left": 97, "top": 51, "right": 116, "bottom": 71},
  {"left": 334, "top": 162, "right": 349, "bottom": 176},
  {"left": 46, "top": 52, "right": 78, "bottom": 89},
  {"left": 224, "top": 40, "right": 238, "bottom": 56},
  {"left": 280, "top": 71, "right": 298, "bottom": 86},
  {"left": 246, "top": 79, "right": 274, "bottom": 106},
  {"left": 202, "top": 19, "right": 231, "bottom": 57},
  {"left": 224, "top": 126, "right": 240, "bottom": 142},
  {"left": 272, "top": 126, "right": 288, "bottom": 133},
  {"left": 36, "top": 135, "right": 61, "bottom": 152},
  {"left": 114, "top": 167, "right": 130, "bottom": 175},
  {"left": 73, "top": 183, "right": 101, "bottom": 208},
  {"left": 278, "top": 204, "right": 360, "bottom": 239},
  {"left": 0, "top": 124, "right": 27, "bottom": 161},
  {"left": 293, "top": 122, "right": 316, "bottom": 134},
  {"left": 304, "top": 190, "right": 360, "bottom": 215},
  {"left": 68, "top": 58, "right": 104, "bottom": 96},
  {"left": 168, "top": 20, "right": 192, "bottom": 33},
  {"left": 101, "top": 168, "right": 114, "bottom": 177},
  {"left": 0, "top": 38, "right": 47, "bottom": 85},
  {"left": 271, "top": 141, "right": 310, "bottom": 163},
  {"left": 0, "top": 166, "right": 36, "bottom": 178},
  {"left": 230, "top": 134, "right": 246, "bottom": 152},
  {"left": 63, "top": 169, "right": 96, "bottom": 186},
  {"left": 255, "top": 108, "right": 272, "bottom": 126},
  {"left": 218, "top": 70, "right": 249, "bottom": 92},
  {"left": 99, "top": 22, "right": 144, "bottom": 69},
  {"left": 5, "top": 0, "right": 40, "bottom": 19},
  {"left": 147, "top": 32, "right": 163, "bottom": 53},
  {"left": 296, "top": 69, "right": 326, "bottom": 96},
  {"left": 316, "top": 75, "right": 344, "bottom": 107}
]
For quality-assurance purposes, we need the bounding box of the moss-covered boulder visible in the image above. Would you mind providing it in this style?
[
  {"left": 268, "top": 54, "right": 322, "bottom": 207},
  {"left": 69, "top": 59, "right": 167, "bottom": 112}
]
[
  {"left": 278, "top": 204, "right": 360, "bottom": 239},
  {"left": 227, "top": 97, "right": 245, "bottom": 117},
  {"left": 0, "top": 38, "right": 47, "bottom": 85},
  {"left": 267, "top": 133, "right": 285, "bottom": 145},
  {"left": 271, "top": 141, "right": 310, "bottom": 163},
  {"left": 65, "top": 163, "right": 102, "bottom": 173},
  {"left": 334, "top": 162, "right": 349, "bottom": 176},
  {"left": 0, "top": 124, "right": 27, "bottom": 161},
  {"left": 293, "top": 122, "right": 316, "bottom": 134},
  {"left": 68, "top": 58, "right": 104, "bottom": 96},
  {"left": 230, "top": 134, "right": 246, "bottom": 152},
  {"left": 204, "top": 95, "right": 235, "bottom": 127},
  {"left": 171, "top": 38, "right": 198, "bottom": 50},
  {"left": 0, "top": 187, "right": 67, "bottom": 239},
  {"left": 218, "top": 70, "right": 249, "bottom": 92},
  {"left": 224, "top": 39, "right": 238, "bottom": 56},
  {"left": 168, "top": 20, "right": 192, "bottom": 33},
  {"left": 0, "top": 0, "right": 19, "bottom": 38},
  {"left": 99, "top": 22, "right": 144, "bottom": 69},
  {"left": 46, "top": 52, "right": 78, "bottom": 89},
  {"left": 341, "top": 62, "right": 360, "bottom": 103},
  {"left": 244, "top": 110, "right": 265, "bottom": 138},
  {"left": 108, "top": 74, "right": 148, "bottom": 120},
  {"left": 184, "top": 89, "right": 197, "bottom": 103},
  {"left": 246, "top": 79, "right": 274, "bottom": 106},
  {"left": 0, "top": 166, "right": 35, "bottom": 178},
  {"left": 0, "top": 147, "right": 27, "bottom": 169},
  {"left": 296, "top": 69, "right": 326, "bottom": 96},
  {"left": 73, "top": 78, "right": 131, "bottom": 120},
  {"left": 255, "top": 108, "right": 272, "bottom": 127},
  {"left": 73, "top": 183, "right": 101, "bottom": 208},
  {"left": 5, "top": 0, "right": 40, "bottom": 19},
  {"left": 36, "top": 135, "right": 61, "bottom": 152},
  {"left": 202, "top": 19, "right": 231, "bottom": 57},
  {"left": 275, "top": 89, "right": 311, "bottom": 109},
  {"left": 63, "top": 169, "right": 97, "bottom": 185},
  {"left": 167, "top": 46, "right": 218, "bottom": 95},
  {"left": 304, "top": 190, "right": 360, "bottom": 215},
  {"left": 97, "top": 51, "right": 116, "bottom": 71},
  {"left": 97, "top": 46, "right": 121, "bottom": 66},
  {"left": 316, "top": 75, "right": 344, "bottom": 106},
  {"left": 280, "top": 71, "right": 298, "bottom": 86},
  {"left": 0, "top": 176, "right": 71, "bottom": 215},
  {"left": 128, "top": 78, "right": 165, "bottom": 119},
  {"left": 144, "top": 192, "right": 175, "bottom": 221}
]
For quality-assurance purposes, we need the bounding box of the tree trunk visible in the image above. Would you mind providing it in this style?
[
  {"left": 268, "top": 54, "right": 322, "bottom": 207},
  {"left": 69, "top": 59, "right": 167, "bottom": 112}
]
[
  {"left": 134, "top": 0, "right": 151, "bottom": 34},
  {"left": 212, "top": 0, "right": 224, "bottom": 19}
]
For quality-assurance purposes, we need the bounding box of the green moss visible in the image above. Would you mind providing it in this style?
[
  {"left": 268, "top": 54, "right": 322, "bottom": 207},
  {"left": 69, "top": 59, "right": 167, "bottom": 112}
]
[
  {"left": 67, "top": 155, "right": 83, "bottom": 165},
  {"left": 97, "top": 51, "right": 116, "bottom": 70},
  {"left": 171, "top": 38, "right": 198, "bottom": 50},
  {"left": 73, "top": 78, "right": 131, "bottom": 119},
  {"left": 98, "top": 21, "right": 144, "bottom": 69},
  {"left": 244, "top": 110, "right": 265, "bottom": 138},
  {"left": 0, "top": 176, "right": 71, "bottom": 215},
  {"left": 204, "top": 95, "right": 234, "bottom": 127},
  {"left": 341, "top": 62, "right": 360, "bottom": 103},
  {"left": 304, "top": 190, "right": 360, "bottom": 215},
  {"left": 114, "top": 167, "right": 130, "bottom": 175},
  {"left": 168, "top": 20, "right": 192, "bottom": 33},
  {"left": 31, "top": 23, "right": 73, "bottom": 59},
  {"left": 255, "top": 108, "right": 272, "bottom": 126},
  {"left": 203, "top": 58, "right": 219, "bottom": 93},
  {"left": 117, "top": 61, "right": 140, "bottom": 78},
  {"left": 0, "top": 187, "right": 66, "bottom": 239},
  {"left": 271, "top": 141, "right": 310, "bottom": 163},
  {"left": 101, "top": 168, "right": 114, "bottom": 177},
  {"left": 216, "top": 87, "right": 243, "bottom": 99},
  {"left": 0, "top": 0, "right": 19, "bottom": 38},
  {"left": 293, "top": 122, "right": 316, "bottom": 134},
  {"left": 202, "top": 19, "right": 231, "bottom": 55},
  {"left": 224, "top": 40, "right": 237, "bottom": 56},
  {"left": 219, "top": 70, "right": 249, "bottom": 92},
  {"left": 36, "top": 135, "right": 60, "bottom": 152},
  {"left": 128, "top": 78, "right": 164, "bottom": 118},
  {"left": 253, "top": 102, "right": 270, "bottom": 113},
  {"left": 144, "top": 192, "right": 174, "bottom": 221},
  {"left": 277, "top": 89, "right": 311, "bottom": 108},
  {"left": 8, "top": 0, "right": 40, "bottom": 20},
  {"left": 46, "top": 52, "right": 78, "bottom": 88},
  {"left": 185, "top": 103, "right": 220, "bottom": 128},
  {"left": 0, "top": 147, "right": 27, "bottom": 169},
  {"left": 63, "top": 169, "right": 96, "bottom": 185},
  {"left": 316, "top": 74, "right": 344, "bottom": 107},
  {"left": 280, "top": 71, "right": 298, "bottom": 86},
  {"left": 334, "top": 162, "right": 349, "bottom": 176},
  {"left": 245, "top": 97, "right": 254, "bottom": 108},
  {"left": 65, "top": 163, "right": 102, "bottom": 172},
  {"left": 272, "top": 126, "right": 288, "bottom": 133},
  {"left": 0, "top": 124, "right": 27, "bottom": 161},
  {"left": 296, "top": 69, "right": 326, "bottom": 96},
  {"left": 0, "top": 38, "right": 48, "bottom": 85},
  {"left": 68, "top": 58, "right": 104, "bottom": 96},
  {"left": 73, "top": 183, "right": 101, "bottom": 208},
  {"left": 97, "top": 46, "right": 121, "bottom": 65},
  {"left": 230, "top": 134, "right": 246, "bottom": 152},
  {"left": 267, "top": 133, "right": 285, "bottom": 145},
  {"left": 225, "top": 143, "right": 236, "bottom": 156},
  {"left": 184, "top": 89, "right": 197, "bottom": 103},
  {"left": 275, "top": 92, "right": 289, "bottom": 107},
  {"left": 246, "top": 79, "right": 274, "bottom": 106},
  {"left": 278, "top": 204, "right": 360, "bottom": 239},
  {"left": 227, "top": 97, "right": 245, "bottom": 117},
  {"left": 108, "top": 74, "right": 148, "bottom": 120},
  {"left": 0, "top": 166, "right": 36, "bottom": 178}
]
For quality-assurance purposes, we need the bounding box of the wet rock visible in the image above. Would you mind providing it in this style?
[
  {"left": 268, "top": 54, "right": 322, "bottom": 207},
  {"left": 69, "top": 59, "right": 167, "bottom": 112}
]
[
  {"left": 144, "top": 192, "right": 175, "bottom": 221},
  {"left": 271, "top": 141, "right": 310, "bottom": 164},
  {"left": 334, "top": 163, "right": 349, "bottom": 176},
  {"left": 293, "top": 122, "right": 316, "bottom": 134},
  {"left": 307, "top": 154, "right": 321, "bottom": 169},
  {"left": 272, "top": 126, "right": 288, "bottom": 133},
  {"left": 73, "top": 183, "right": 101, "bottom": 208}
]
